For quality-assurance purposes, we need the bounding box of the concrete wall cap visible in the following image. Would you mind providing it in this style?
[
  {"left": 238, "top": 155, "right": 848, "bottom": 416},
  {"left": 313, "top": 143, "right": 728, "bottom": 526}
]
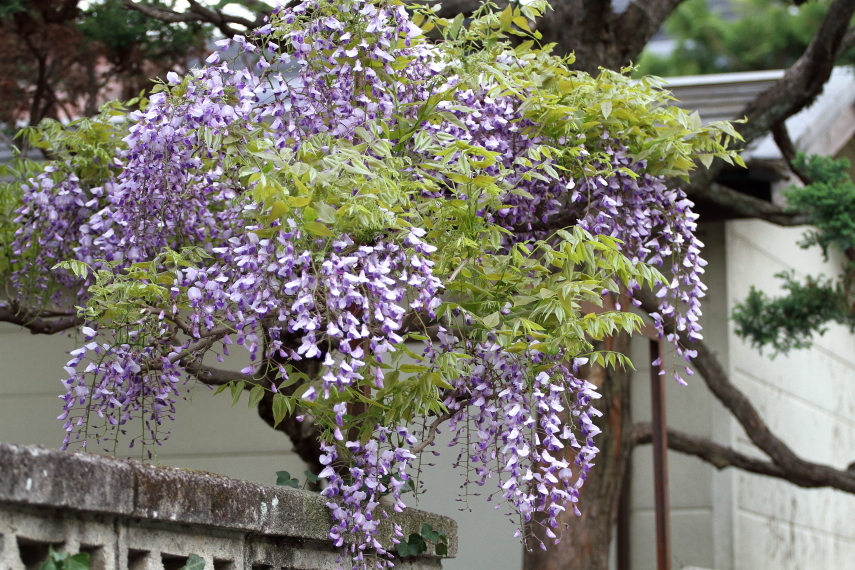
[{"left": 0, "top": 441, "right": 457, "bottom": 557}]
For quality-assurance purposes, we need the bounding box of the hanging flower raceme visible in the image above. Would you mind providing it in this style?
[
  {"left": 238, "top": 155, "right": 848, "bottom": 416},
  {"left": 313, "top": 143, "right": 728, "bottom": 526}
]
[{"left": 1, "top": 0, "right": 744, "bottom": 568}]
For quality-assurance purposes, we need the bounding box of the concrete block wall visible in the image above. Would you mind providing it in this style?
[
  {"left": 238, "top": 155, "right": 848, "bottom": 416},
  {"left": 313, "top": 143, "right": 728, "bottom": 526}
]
[
  {"left": 628, "top": 222, "right": 732, "bottom": 570},
  {"left": 0, "top": 442, "right": 456, "bottom": 570},
  {"left": 0, "top": 325, "right": 307, "bottom": 487},
  {"left": 724, "top": 220, "right": 855, "bottom": 570}
]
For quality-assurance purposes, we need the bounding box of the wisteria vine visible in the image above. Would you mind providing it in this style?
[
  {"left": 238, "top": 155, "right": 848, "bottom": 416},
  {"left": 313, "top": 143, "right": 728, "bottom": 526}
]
[{"left": 1, "top": 0, "right": 742, "bottom": 567}]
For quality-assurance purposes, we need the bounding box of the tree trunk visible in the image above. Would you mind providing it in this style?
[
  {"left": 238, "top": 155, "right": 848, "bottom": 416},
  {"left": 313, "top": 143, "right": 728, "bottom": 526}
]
[{"left": 523, "top": 333, "right": 634, "bottom": 570}]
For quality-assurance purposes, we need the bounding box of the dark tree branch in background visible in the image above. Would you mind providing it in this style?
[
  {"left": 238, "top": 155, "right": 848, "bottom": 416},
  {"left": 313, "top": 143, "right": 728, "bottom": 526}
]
[
  {"left": 636, "top": 290, "right": 855, "bottom": 494},
  {"left": 412, "top": 0, "right": 502, "bottom": 18},
  {"left": 679, "top": 0, "right": 855, "bottom": 223},
  {"left": 631, "top": 424, "right": 793, "bottom": 482},
  {"left": 772, "top": 122, "right": 813, "bottom": 185},
  {"left": 840, "top": 25, "right": 855, "bottom": 55},
  {"left": 185, "top": 359, "right": 259, "bottom": 385},
  {"left": 120, "top": 0, "right": 271, "bottom": 38},
  {"left": 632, "top": 423, "right": 855, "bottom": 490},
  {"left": 0, "top": 303, "right": 82, "bottom": 335},
  {"left": 692, "top": 181, "right": 813, "bottom": 225},
  {"left": 737, "top": 0, "right": 855, "bottom": 145},
  {"left": 614, "top": 0, "right": 687, "bottom": 67}
]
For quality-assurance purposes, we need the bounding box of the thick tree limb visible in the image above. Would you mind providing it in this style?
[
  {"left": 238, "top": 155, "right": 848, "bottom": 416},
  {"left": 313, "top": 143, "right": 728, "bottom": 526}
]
[
  {"left": 736, "top": 0, "right": 855, "bottom": 146},
  {"left": 120, "top": 0, "right": 270, "bottom": 37},
  {"left": 0, "top": 303, "right": 82, "bottom": 335},
  {"left": 636, "top": 289, "right": 855, "bottom": 494},
  {"left": 630, "top": 423, "right": 855, "bottom": 489},
  {"left": 631, "top": 423, "right": 793, "bottom": 482},
  {"left": 691, "top": 181, "right": 812, "bottom": 225},
  {"left": 614, "top": 0, "right": 687, "bottom": 66},
  {"left": 772, "top": 122, "right": 813, "bottom": 185}
]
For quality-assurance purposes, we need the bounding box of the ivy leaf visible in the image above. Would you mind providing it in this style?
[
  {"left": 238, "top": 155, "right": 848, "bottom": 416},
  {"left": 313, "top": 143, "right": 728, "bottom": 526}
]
[
  {"left": 179, "top": 554, "right": 206, "bottom": 570},
  {"left": 276, "top": 470, "right": 299, "bottom": 487},
  {"left": 407, "top": 533, "right": 427, "bottom": 556}
]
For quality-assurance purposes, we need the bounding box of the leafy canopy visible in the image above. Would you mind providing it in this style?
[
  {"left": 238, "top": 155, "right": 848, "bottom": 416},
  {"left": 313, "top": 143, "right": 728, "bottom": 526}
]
[{"left": 0, "top": 0, "right": 740, "bottom": 566}]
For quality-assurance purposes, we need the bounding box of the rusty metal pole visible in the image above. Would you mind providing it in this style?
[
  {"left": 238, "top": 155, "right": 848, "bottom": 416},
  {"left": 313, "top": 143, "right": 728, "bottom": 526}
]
[{"left": 649, "top": 339, "right": 671, "bottom": 570}]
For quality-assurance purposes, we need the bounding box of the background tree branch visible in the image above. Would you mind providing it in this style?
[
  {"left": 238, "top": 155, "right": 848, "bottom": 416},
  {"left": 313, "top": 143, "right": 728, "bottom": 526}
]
[
  {"left": 630, "top": 423, "right": 855, "bottom": 490},
  {"left": 0, "top": 303, "right": 82, "bottom": 335},
  {"left": 636, "top": 289, "right": 855, "bottom": 494},
  {"left": 736, "top": 0, "right": 855, "bottom": 145},
  {"left": 120, "top": 0, "right": 270, "bottom": 37}
]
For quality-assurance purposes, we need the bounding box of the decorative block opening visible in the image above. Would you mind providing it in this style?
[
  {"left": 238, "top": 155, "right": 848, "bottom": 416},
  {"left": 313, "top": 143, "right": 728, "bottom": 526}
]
[
  {"left": 80, "top": 544, "right": 106, "bottom": 570},
  {"left": 161, "top": 553, "right": 191, "bottom": 570},
  {"left": 17, "top": 537, "right": 65, "bottom": 570},
  {"left": 127, "top": 548, "right": 150, "bottom": 570},
  {"left": 251, "top": 565, "right": 274, "bottom": 570},
  {"left": 213, "top": 559, "right": 235, "bottom": 570}
]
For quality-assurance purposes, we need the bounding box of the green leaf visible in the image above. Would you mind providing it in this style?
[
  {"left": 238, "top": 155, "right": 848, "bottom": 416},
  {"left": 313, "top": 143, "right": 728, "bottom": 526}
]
[
  {"left": 601, "top": 100, "right": 612, "bottom": 120},
  {"left": 482, "top": 311, "right": 501, "bottom": 328},
  {"left": 399, "top": 364, "right": 429, "bottom": 373},
  {"left": 435, "top": 543, "right": 448, "bottom": 556},
  {"left": 179, "top": 554, "right": 206, "bottom": 570},
  {"left": 407, "top": 533, "right": 427, "bottom": 556},
  {"left": 272, "top": 393, "right": 290, "bottom": 427},
  {"left": 65, "top": 553, "right": 91, "bottom": 570},
  {"left": 230, "top": 380, "right": 245, "bottom": 406},
  {"left": 304, "top": 221, "right": 336, "bottom": 237},
  {"left": 247, "top": 384, "right": 265, "bottom": 409},
  {"left": 276, "top": 470, "right": 299, "bottom": 487}
]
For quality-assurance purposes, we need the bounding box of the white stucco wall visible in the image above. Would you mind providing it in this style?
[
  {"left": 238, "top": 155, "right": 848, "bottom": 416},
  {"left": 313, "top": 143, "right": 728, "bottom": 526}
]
[
  {"left": 0, "top": 324, "right": 305, "bottom": 485},
  {"left": 628, "top": 222, "right": 733, "bottom": 570},
  {"left": 723, "top": 219, "right": 855, "bottom": 570}
]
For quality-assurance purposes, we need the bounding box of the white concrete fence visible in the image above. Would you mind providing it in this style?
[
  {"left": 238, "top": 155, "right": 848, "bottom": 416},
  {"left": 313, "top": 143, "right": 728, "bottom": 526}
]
[{"left": 0, "top": 442, "right": 456, "bottom": 570}]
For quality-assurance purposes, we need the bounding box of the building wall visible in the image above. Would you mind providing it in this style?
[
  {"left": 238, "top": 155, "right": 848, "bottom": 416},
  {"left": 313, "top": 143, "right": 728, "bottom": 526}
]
[
  {"left": 628, "top": 222, "right": 732, "bottom": 570},
  {"left": 0, "top": 324, "right": 305, "bottom": 486},
  {"left": 724, "top": 219, "right": 855, "bottom": 570}
]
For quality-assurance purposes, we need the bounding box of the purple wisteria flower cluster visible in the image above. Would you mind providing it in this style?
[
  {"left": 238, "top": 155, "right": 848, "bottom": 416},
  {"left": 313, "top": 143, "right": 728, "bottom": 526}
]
[{"left": 1, "top": 1, "right": 740, "bottom": 567}]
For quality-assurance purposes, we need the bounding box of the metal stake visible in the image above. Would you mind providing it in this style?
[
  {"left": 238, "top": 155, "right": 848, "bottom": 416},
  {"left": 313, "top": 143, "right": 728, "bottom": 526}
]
[{"left": 649, "top": 339, "right": 671, "bottom": 570}]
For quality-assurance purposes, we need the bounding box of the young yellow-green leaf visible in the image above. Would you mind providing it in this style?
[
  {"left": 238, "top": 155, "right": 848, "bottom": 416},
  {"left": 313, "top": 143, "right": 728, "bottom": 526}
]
[
  {"left": 482, "top": 311, "right": 501, "bottom": 328},
  {"left": 304, "top": 221, "right": 336, "bottom": 237},
  {"left": 287, "top": 195, "right": 312, "bottom": 208}
]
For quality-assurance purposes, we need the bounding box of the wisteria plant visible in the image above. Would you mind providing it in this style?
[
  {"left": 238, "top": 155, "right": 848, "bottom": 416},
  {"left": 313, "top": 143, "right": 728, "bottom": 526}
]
[{"left": 0, "top": 0, "right": 742, "bottom": 567}]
